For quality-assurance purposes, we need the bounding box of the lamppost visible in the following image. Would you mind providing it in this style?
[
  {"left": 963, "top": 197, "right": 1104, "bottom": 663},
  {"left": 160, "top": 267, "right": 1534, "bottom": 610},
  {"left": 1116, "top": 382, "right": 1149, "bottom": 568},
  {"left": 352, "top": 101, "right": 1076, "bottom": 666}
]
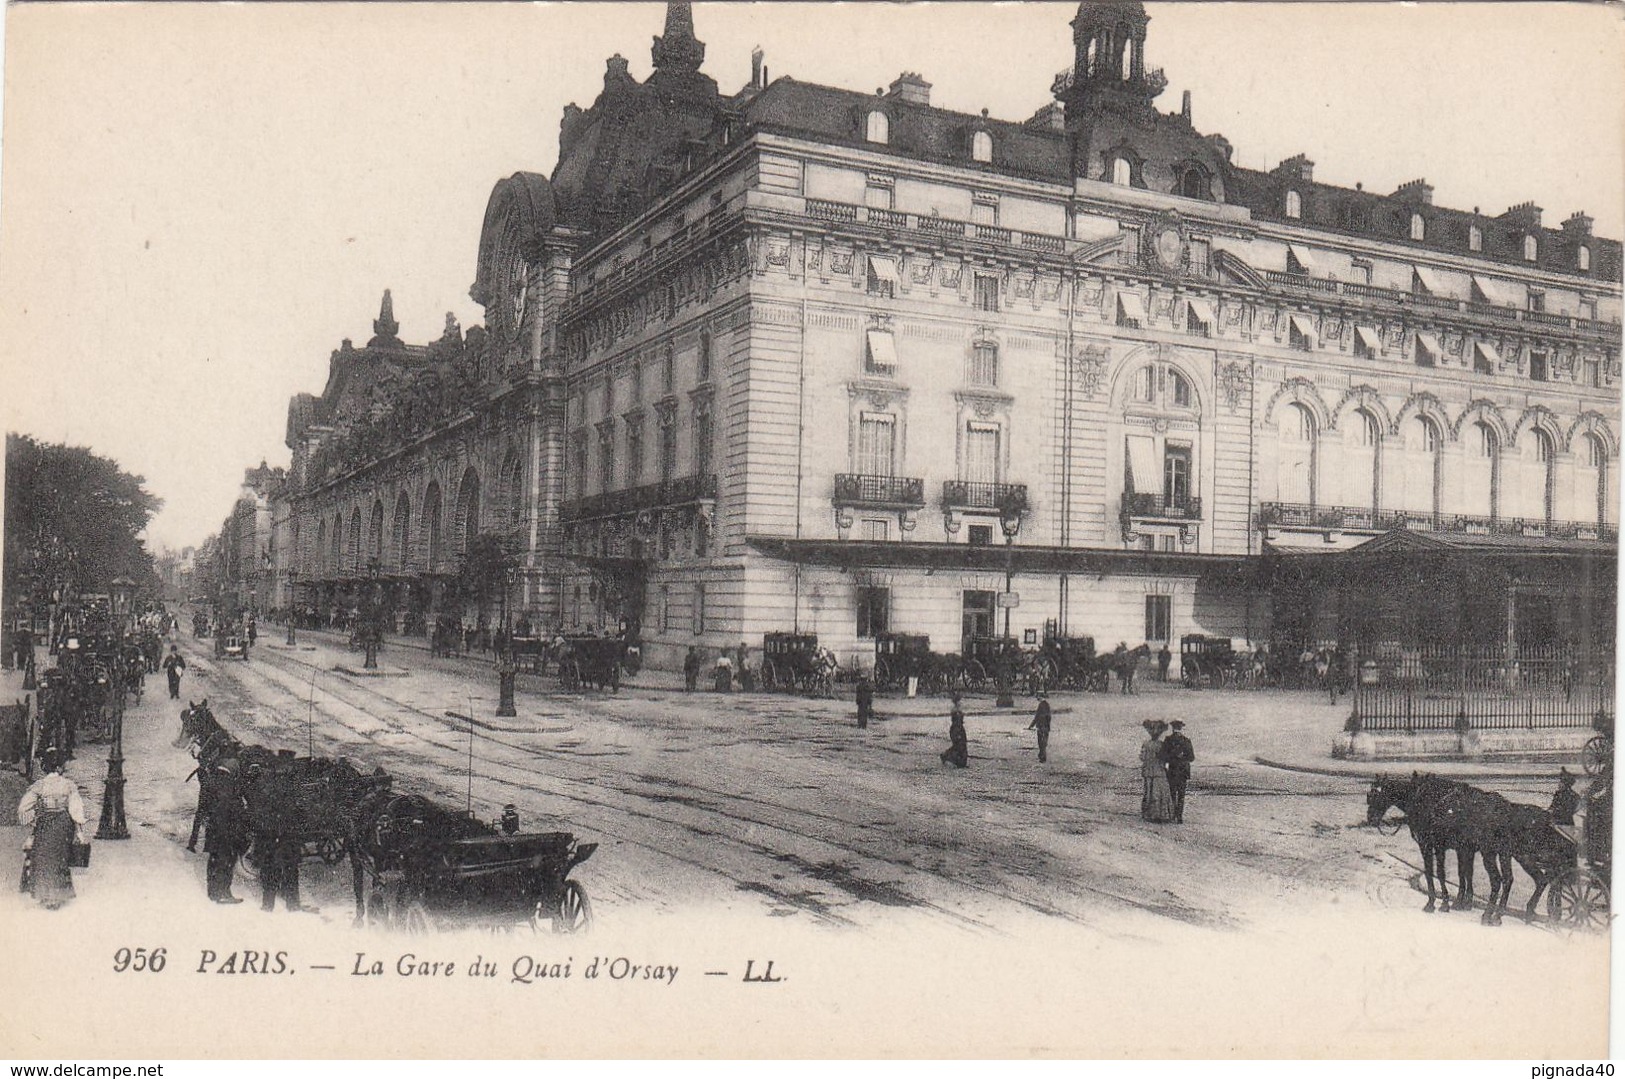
[
  {"left": 363, "top": 558, "right": 381, "bottom": 670},
  {"left": 995, "top": 493, "right": 1025, "bottom": 709},
  {"left": 96, "top": 576, "right": 135, "bottom": 840},
  {"left": 286, "top": 569, "right": 299, "bottom": 646},
  {"left": 496, "top": 563, "right": 518, "bottom": 718}
]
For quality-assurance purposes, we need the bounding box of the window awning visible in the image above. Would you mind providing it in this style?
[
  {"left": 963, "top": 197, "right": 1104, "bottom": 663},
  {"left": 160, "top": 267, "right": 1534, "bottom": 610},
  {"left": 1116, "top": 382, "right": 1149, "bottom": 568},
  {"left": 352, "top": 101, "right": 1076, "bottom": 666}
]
[
  {"left": 1475, "top": 340, "right": 1501, "bottom": 367},
  {"left": 1416, "top": 332, "right": 1442, "bottom": 358},
  {"left": 1287, "top": 244, "right": 1318, "bottom": 272},
  {"left": 865, "top": 329, "right": 899, "bottom": 369},
  {"left": 1471, "top": 274, "right": 1513, "bottom": 306},
  {"left": 1186, "top": 298, "right": 1216, "bottom": 327},
  {"left": 1355, "top": 325, "right": 1382, "bottom": 352},
  {"left": 1289, "top": 313, "right": 1318, "bottom": 343},
  {"left": 1412, "top": 265, "right": 1446, "bottom": 295},
  {"left": 1126, "top": 434, "right": 1162, "bottom": 496},
  {"left": 867, "top": 255, "right": 900, "bottom": 284},
  {"left": 1117, "top": 291, "right": 1147, "bottom": 323}
]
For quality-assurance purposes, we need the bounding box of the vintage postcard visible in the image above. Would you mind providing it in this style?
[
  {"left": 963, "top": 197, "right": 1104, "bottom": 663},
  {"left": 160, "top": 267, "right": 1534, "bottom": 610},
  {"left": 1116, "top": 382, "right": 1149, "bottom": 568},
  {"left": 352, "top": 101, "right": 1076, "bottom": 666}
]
[{"left": 0, "top": 1, "right": 1620, "bottom": 1060}]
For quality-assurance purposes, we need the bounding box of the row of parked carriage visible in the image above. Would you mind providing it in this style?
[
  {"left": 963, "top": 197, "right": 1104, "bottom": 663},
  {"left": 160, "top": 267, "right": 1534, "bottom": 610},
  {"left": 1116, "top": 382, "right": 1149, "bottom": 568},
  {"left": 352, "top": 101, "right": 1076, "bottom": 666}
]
[{"left": 174, "top": 700, "right": 595, "bottom": 934}]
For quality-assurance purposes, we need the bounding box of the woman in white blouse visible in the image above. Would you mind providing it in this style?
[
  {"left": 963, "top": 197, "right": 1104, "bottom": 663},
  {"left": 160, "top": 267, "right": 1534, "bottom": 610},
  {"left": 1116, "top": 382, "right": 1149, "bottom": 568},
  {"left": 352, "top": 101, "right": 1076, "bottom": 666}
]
[{"left": 18, "top": 749, "right": 87, "bottom": 909}]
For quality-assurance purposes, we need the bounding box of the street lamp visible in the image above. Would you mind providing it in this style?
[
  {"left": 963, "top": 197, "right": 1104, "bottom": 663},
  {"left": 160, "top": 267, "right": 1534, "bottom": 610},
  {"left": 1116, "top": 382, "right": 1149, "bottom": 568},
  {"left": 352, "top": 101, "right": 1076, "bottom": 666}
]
[
  {"left": 96, "top": 576, "right": 136, "bottom": 840},
  {"left": 496, "top": 563, "right": 518, "bottom": 718},
  {"left": 995, "top": 493, "right": 1025, "bottom": 709},
  {"left": 286, "top": 569, "right": 299, "bottom": 646},
  {"left": 363, "top": 558, "right": 381, "bottom": 669}
]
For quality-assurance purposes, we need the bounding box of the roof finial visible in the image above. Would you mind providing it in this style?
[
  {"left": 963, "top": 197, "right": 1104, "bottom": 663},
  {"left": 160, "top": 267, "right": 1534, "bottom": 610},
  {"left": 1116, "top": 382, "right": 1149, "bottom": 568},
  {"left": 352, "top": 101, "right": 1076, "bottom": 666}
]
[
  {"left": 374, "top": 289, "right": 399, "bottom": 339},
  {"left": 652, "top": 1, "right": 705, "bottom": 76}
]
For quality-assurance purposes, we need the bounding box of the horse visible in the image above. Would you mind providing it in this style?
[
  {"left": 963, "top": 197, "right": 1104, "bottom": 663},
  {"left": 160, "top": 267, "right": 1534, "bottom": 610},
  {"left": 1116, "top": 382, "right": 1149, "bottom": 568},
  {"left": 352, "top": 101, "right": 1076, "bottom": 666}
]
[
  {"left": 1466, "top": 793, "right": 1576, "bottom": 926},
  {"left": 348, "top": 789, "right": 493, "bottom": 926},
  {"left": 174, "top": 699, "right": 223, "bottom": 750},
  {"left": 1111, "top": 644, "right": 1152, "bottom": 695},
  {"left": 1367, "top": 773, "right": 1479, "bottom": 913}
]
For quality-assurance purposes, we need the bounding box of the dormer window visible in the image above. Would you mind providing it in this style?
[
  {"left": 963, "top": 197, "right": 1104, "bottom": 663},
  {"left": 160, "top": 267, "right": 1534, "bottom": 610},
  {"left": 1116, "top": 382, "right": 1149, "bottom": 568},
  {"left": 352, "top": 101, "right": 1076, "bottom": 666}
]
[
  {"left": 1409, "top": 213, "right": 1426, "bottom": 241},
  {"left": 865, "top": 110, "right": 890, "bottom": 145},
  {"left": 1579, "top": 245, "right": 1592, "bottom": 271},
  {"left": 971, "top": 130, "right": 993, "bottom": 164},
  {"left": 1523, "top": 234, "right": 1538, "bottom": 262},
  {"left": 1469, "top": 225, "right": 1483, "bottom": 252},
  {"left": 1111, "top": 157, "right": 1132, "bottom": 186},
  {"left": 1284, "top": 190, "right": 1302, "bottom": 219},
  {"left": 1176, "top": 164, "right": 1212, "bottom": 202}
]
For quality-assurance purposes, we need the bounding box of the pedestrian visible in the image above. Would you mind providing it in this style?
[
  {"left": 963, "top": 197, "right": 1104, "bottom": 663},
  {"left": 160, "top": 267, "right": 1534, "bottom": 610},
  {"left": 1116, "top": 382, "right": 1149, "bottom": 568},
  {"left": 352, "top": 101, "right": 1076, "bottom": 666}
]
[
  {"left": 1550, "top": 768, "right": 1580, "bottom": 826},
  {"left": 737, "top": 642, "right": 756, "bottom": 692},
  {"left": 1157, "top": 644, "right": 1172, "bottom": 682},
  {"left": 17, "top": 749, "right": 87, "bottom": 910},
  {"left": 940, "top": 692, "right": 968, "bottom": 768},
  {"left": 163, "top": 644, "right": 187, "bottom": 700},
  {"left": 246, "top": 616, "right": 257, "bottom": 648},
  {"left": 855, "top": 676, "right": 874, "bottom": 729},
  {"left": 1028, "top": 691, "right": 1052, "bottom": 762},
  {"left": 1160, "top": 719, "right": 1195, "bottom": 823},
  {"left": 683, "top": 646, "right": 700, "bottom": 692},
  {"left": 1139, "top": 720, "right": 1175, "bottom": 822},
  {"left": 203, "top": 765, "right": 247, "bottom": 904},
  {"left": 713, "top": 649, "right": 734, "bottom": 693}
]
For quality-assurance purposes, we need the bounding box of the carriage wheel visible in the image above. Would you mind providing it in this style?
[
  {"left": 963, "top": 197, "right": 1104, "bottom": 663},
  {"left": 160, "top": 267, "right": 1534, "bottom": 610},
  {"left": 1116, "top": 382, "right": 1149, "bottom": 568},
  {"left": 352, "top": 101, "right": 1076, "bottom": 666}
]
[
  {"left": 1547, "top": 867, "right": 1610, "bottom": 930},
  {"left": 1032, "top": 657, "right": 1058, "bottom": 695},
  {"left": 1582, "top": 735, "right": 1611, "bottom": 777},
  {"left": 316, "top": 835, "right": 346, "bottom": 867},
  {"left": 919, "top": 665, "right": 944, "bottom": 695},
  {"left": 552, "top": 880, "right": 593, "bottom": 934},
  {"left": 962, "top": 660, "right": 988, "bottom": 692},
  {"left": 760, "top": 659, "right": 780, "bottom": 692},
  {"left": 558, "top": 658, "right": 582, "bottom": 693},
  {"left": 813, "top": 671, "right": 835, "bottom": 700},
  {"left": 873, "top": 658, "right": 894, "bottom": 692}
]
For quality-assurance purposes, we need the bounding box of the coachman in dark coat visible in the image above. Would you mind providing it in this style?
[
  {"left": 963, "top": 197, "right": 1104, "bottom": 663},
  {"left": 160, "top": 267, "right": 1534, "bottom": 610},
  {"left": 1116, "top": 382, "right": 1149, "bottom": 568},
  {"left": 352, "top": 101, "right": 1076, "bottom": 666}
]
[{"left": 203, "top": 766, "right": 249, "bottom": 904}]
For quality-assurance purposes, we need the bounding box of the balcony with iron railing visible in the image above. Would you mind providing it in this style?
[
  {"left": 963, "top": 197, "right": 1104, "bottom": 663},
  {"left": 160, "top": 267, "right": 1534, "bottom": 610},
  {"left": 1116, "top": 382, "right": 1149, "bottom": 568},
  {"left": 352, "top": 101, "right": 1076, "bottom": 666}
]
[
  {"left": 799, "top": 198, "right": 1069, "bottom": 256},
  {"left": 1263, "top": 274, "right": 1620, "bottom": 337},
  {"left": 1257, "top": 501, "right": 1618, "bottom": 542},
  {"left": 1121, "top": 492, "right": 1203, "bottom": 521},
  {"left": 561, "top": 473, "right": 718, "bottom": 523},
  {"left": 941, "top": 481, "right": 1028, "bottom": 514},
  {"left": 833, "top": 473, "right": 926, "bottom": 509}
]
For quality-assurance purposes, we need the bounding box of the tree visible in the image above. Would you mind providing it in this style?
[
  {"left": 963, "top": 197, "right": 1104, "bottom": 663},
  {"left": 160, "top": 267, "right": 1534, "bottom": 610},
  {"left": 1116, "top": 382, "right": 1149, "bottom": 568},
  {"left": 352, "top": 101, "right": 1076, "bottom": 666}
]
[
  {"left": 4, "top": 433, "right": 162, "bottom": 601},
  {"left": 454, "top": 532, "right": 514, "bottom": 627}
]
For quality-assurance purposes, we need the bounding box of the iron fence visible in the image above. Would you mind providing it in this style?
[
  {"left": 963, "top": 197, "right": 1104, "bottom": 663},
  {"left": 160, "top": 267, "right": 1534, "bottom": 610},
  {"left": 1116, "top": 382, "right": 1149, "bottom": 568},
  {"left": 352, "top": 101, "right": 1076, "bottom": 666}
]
[{"left": 1350, "top": 643, "right": 1614, "bottom": 731}]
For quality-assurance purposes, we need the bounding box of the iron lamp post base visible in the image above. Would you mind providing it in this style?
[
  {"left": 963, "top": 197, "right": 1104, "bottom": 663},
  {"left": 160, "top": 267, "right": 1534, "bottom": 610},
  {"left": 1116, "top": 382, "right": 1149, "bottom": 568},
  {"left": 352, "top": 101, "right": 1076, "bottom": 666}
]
[{"left": 96, "top": 756, "right": 128, "bottom": 840}]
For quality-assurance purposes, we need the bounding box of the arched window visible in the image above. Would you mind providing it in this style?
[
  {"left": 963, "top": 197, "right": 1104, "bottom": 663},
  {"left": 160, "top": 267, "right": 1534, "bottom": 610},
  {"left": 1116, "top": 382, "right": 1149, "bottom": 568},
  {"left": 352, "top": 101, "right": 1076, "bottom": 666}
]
[
  {"left": 1111, "top": 157, "right": 1132, "bottom": 187},
  {"left": 330, "top": 514, "right": 342, "bottom": 571},
  {"left": 423, "top": 482, "right": 443, "bottom": 570},
  {"left": 369, "top": 499, "right": 385, "bottom": 562},
  {"left": 1410, "top": 213, "right": 1426, "bottom": 241},
  {"left": 1399, "top": 416, "right": 1441, "bottom": 518},
  {"left": 1276, "top": 403, "right": 1317, "bottom": 505},
  {"left": 1121, "top": 45, "right": 1133, "bottom": 81},
  {"left": 1579, "top": 245, "right": 1592, "bottom": 271},
  {"left": 1133, "top": 366, "right": 1155, "bottom": 402},
  {"left": 971, "top": 130, "right": 993, "bottom": 164},
  {"left": 503, "top": 452, "right": 524, "bottom": 533},
  {"left": 391, "top": 494, "right": 411, "bottom": 571},
  {"left": 1345, "top": 409, "right": 1381, "bottom": 511},
  {"left": 1177, "top": 166, "right": 1210, "bottom": 201},
  {"left": 865, "top": 111, "right": 889, "bottom": 145},
  {"left": 316, "top": 519, "right": 327, "bottom": 574},
  {"left": 1085, "top": 38, "right": 1097, "bottom": 77},
  {"left": 1523, "top": 234, "right": 1538, "bottom": 262},
  {"left": 1466, "top": 421, "right": 1500, "bottom": 519},
  {"left": 1528, "top": 429, "right": 1556, "bottom": 523},
  {"left": 1469, "top": 225, "right": 1483, "bottom": 252},
  {"left": 1171, "top": 370, "right": 1192, "bottom": 408},
  {"left": 456, "top": 468, "right": 482, "bottom": 556},
  {"left": 347, "top": 511, "right": 362, "bottom": 572},
  {"left": 1284, "top": 190, "right": 1302, "bottom": 219},
  {"left": 1579, "top": 434, "right": 1608, "bottom": 526}
]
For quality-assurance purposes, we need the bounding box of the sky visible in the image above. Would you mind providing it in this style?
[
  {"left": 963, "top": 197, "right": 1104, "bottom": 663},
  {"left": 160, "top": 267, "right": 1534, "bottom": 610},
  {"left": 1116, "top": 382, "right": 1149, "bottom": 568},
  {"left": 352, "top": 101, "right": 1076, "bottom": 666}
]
[{"left": 1, "top": 1, "right": 1621, "bottom": 553}]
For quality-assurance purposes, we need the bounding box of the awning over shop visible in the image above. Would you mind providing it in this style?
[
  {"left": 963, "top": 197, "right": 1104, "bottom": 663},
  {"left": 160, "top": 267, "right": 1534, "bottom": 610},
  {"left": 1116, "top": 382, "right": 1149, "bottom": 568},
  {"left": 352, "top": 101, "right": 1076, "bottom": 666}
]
[
  {"left": 1287, "top": 244, "right": 1319, "bottom": 272},
  {"left": 1289, "top": 313, "right": 1318, "bottom": 346},
  {"left": 747, "top": 535, "right": 1260, "bottom": 581},
  {"left": 1474, "top": 340, "right": 1501, "bottom": 368},
  {"left": 1412, "top": 265, "right": 1446, "bottom": 295},
  {"left": 1125, "top": 434, "right": 1161, "bottom": 495},
  {"left": 1355, "top": 325, "right": 1383, "bottom": 353},
  {"left": 1116, "top": 291, "right": 1147, "bottom": 324},
  {"left": 1471, "top": 274, "right": 1515, "bottom": 306},
  {"left": 865, "top": 329, "right": 899, "bottom": 369},
  {"left": 1416, "top": 332, "right": 1442, "bottom": 363},
  {"left": 1186, "top": 298, "right": 1216, "bottom": 329},
  {"left": 867, "top": 255, "right": 900, "bottom": 285}
]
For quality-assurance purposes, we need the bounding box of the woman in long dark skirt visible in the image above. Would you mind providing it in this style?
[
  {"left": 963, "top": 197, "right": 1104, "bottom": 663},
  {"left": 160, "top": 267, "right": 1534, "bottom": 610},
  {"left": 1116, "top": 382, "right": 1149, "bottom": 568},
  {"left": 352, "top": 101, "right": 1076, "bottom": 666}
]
[{"left": 17, "top": 749, "right": 87, "bottom": 910}]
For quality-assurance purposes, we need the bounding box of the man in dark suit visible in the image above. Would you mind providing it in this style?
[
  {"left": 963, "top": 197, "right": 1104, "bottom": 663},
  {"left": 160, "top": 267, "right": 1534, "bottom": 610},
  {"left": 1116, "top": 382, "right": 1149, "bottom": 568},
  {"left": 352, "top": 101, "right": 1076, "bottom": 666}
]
[
  {"left": 1159, "top": 720, "right": 1195, "bottom": 822},
  {"left": 203, "top": 764, "right": 248, "bottom": 904},
  {"left": 1027, "top": 692, "right": 1052, "bottom": 762}
]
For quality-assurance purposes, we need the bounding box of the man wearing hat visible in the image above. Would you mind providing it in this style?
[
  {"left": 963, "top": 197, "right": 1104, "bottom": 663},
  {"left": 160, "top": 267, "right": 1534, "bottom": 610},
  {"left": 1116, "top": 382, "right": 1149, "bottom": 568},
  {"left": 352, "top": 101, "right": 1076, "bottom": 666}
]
[
  {"left": 1159, "top": 720, "right": 1196, "bottom": 823},
  {"left": 1027, "top": 692, "right": 1052, "bottom": 763},
  {"left": 1550, "top": 768, "right": 1580, "bottom": 825}
]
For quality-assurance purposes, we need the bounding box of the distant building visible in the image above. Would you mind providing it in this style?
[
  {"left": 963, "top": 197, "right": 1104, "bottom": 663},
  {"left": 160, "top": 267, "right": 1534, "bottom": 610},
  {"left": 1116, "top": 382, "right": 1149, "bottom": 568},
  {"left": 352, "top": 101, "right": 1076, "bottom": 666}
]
[{"left": 270, "top": 2, "right": 1620, "bottom": 670}]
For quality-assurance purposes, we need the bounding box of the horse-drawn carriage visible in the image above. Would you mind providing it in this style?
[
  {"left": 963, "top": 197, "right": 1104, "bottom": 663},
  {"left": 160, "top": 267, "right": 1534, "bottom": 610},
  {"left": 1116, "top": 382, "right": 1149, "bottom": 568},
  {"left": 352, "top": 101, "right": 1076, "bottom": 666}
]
[
  {"left": 1548, "top": 779, "right": 1611, "bottom": 930},
  {"left": 760, "top": 632, "right": 837, "bottom": 697},
  {"left": 556, "top": 635, "right": 627, "bottom": 692},
  {"left": 872, "top": 633, "right": 937, "bottom": 693},
  {"left": 351, "top": 793, "right": 596, "bottom": 934},
  {"left": 1031, "top": 633, "right": 1105, "bottom": 693},
  {"left": 220, "top": 635, "right": 249, "bottom": 661},
  {"left": 1180, "top": 635, "right": 1241, "bottom": 688}
]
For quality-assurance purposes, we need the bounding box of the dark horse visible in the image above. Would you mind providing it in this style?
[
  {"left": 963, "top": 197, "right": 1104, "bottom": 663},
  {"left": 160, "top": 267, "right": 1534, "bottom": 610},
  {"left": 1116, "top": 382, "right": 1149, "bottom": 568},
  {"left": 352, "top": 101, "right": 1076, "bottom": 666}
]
[
  {"left": 1111, "top": 644, "right": 1152, "bottom": 695},
  {"left": 346, "top": 790, "right": 491, "bottom": 926},
  {"left": 1367, "top": 773, "right": 1478, "bottom": 913}
]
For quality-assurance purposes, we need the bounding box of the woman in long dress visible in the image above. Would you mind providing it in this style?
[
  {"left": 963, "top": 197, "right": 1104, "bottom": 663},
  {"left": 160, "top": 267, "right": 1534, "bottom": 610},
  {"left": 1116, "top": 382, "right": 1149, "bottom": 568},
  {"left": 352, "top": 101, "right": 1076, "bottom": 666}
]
[
  {"left": 1140, "top": 720, "right": 1176, "bottom": 822},
  {"left": 18, "top": 749, "right": 87, "bottom": 909}
]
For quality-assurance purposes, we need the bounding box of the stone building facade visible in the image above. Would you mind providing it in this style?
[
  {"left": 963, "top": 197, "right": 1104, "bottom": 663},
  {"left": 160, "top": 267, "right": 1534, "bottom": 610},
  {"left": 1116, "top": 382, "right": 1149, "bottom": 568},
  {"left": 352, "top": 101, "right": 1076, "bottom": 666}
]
[{"left": 268, "top": 2, "right": 1621, "bottom": 670}]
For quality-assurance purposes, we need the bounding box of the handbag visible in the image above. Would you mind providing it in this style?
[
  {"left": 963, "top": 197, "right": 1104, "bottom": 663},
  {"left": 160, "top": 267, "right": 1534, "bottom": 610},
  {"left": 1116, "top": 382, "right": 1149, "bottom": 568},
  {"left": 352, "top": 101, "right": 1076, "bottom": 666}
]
[{"left": 70, "top": 836, "right": 91, "bottom": 869}]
